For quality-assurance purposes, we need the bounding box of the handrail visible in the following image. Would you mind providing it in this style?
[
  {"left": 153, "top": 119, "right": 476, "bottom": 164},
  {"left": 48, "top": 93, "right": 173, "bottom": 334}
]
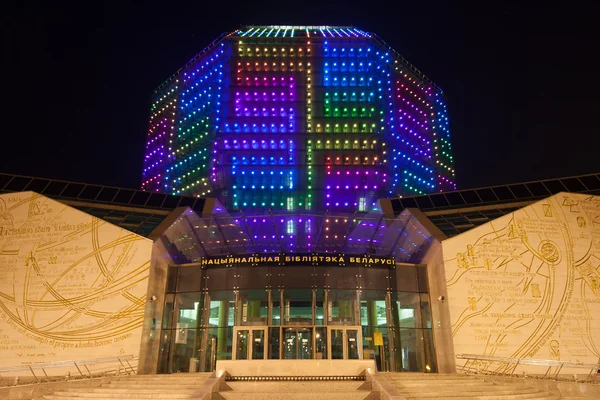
[
  {"left": 456, "top": 353, "right": 600, "bottom": 382},
  {"left": 0, "top": 355, "right": 138, "bottom": 385}
]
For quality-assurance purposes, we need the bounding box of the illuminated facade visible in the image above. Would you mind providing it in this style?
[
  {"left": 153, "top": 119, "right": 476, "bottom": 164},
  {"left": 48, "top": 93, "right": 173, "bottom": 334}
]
[
  {"left": 142, "top": 26, "right": 455, "bottom": 214},
  {"left": 137, "top": 26, "right": 457, "bottom": 374}
]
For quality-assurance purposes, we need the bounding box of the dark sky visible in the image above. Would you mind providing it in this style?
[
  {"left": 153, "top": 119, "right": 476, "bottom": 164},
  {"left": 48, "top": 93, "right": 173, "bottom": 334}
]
[{"left": 3, "top": 1, "right": 598, "bottom": 191}]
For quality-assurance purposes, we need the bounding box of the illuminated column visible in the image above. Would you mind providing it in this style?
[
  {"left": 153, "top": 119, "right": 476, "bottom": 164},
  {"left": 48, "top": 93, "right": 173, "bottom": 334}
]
[
  {"left": 305, "top": 37, "right": 313, "bottom": 210},
  {"left": 142, "top": 82, "right": 178, "bottom": 193}
]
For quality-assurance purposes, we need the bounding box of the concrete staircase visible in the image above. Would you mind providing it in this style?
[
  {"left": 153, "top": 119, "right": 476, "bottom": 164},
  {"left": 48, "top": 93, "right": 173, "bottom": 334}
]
[
  {"left": 379, "top": 373, "right": 559, "bottom": 399},
  {"left": 216, "top": 378, "right": 375, "bottom": 399},
  {"left": 42, "top": 373, "right": 214, "bottom": 400}
]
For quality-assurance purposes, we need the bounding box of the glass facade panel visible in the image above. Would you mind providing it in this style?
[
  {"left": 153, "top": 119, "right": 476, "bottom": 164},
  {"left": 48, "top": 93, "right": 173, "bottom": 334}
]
[
  {"left": 209, "top": 326, "right": 233, "bottom": 362},
  {"left": 206, "top": 268, "right": 237, "bottom": 291},
  {"left": 208, "top": 291, "right": 235, "bottom": 328},
  {"left": 417, "top": 266, "right": 429, "bottom": 293},
  {"left": 315, "top": 327, "right": 327, "bottom": 359},
  {"left": 177, "top": 266, "right": 203, "bottom": 292},
  {"left": 298, "top": 328, "right": 312, "bottom": 360},
  {"left": 315, "top": 290, "right": 325, "bottom": 325},
  {"left": 330, "top": 329, "right": 343, "bottom": 359},
  {"left": 271, "top": 266, "right": 315, "bottom": 288},
  {"left": 420, "top": 293, "right": 432, "bottom": 329},
  {"left": 199, "top": 329, "right": 219, "bottom": 372},
  {"left": 157, "top": 330, "right": 172, "bottom": 374},
  {"left": 166, "top": 267, "right": 178, "bottom": 293},
  {"left": 271, "top": 290, "right": 282, "bottom": 325},
  {"left": 283, "top": 328, "right": 297, "bottom": 359},
  {"left": 392, "top": 292, "right": 421, "bottom": 328},
  {"left": 284, "top": 289, "right": 313, "bottom": 325},
  {"left": 236, "top": 329, "right": 249, "bottom": 360},
  {"left": 174, "top": 292, "right": 204, "bottom": 330},
  {"left": 238, "top": 290, "right": 268, "bottom": 326},
  {"left": 392, "top": 266, "right": 418, "bottom": 292},
  {"left": 171, "top": 328, "right": 203, "bottom": 373},
  {"left": 399, "top": 328, "right": 421, "bottom": 372},
  {"left": 328, "top": 289, "right": 357, "bottom": 325},
  {"left": 422, "top": 328, "right": 437, "bottom": 372},
  {"left": 283, "top": 328, "right": 313, "bottom": 360},
  {"left": 162, "top": 294, "right": 175, "bottom": 329},
  {"left": 359, "top": 267, "right": 389, "bottom": 291},
  {"left": 236, "top": 266, "right": 269, "bottom": 289},
  {"left": 360, "top": 290, "right": 387, "bottom": 327},
  {"left": 157, "top": 262, "right": 435, "bottom": 373},
  {"left": 347, "top": 329, "right": 360, "bottom": 360},
  {"left": 325, "top": 266, "right": 359, "bottom": 289},
  {"left": 362, "top": 326, "right": 388, "bottom": 371},
  {"left": 251, "top": 329, "right": 265, "bottom": 359},
  {"left": 269, "top": 327, "right": 280, "bottom": 359}
]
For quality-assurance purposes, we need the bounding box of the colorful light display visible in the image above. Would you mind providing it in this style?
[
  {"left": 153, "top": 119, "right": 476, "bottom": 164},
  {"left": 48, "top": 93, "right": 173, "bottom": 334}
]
[{"left": 142, "top": 26, "right": 456, "bottom": 214}]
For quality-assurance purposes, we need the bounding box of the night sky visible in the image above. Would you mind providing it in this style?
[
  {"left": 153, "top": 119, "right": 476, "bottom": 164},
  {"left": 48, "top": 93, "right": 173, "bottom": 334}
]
[{"left": 3, "top": 1, "right": 598, "bottom": 192}]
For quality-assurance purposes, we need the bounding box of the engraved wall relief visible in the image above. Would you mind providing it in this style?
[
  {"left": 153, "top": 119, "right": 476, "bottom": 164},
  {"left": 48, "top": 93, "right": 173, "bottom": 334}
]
[
  {"left": 0, "top": 192, "right": 153, "bottom": 369},
  {"left": 442, "top": 193, "right": 600, "bottom": 373}
]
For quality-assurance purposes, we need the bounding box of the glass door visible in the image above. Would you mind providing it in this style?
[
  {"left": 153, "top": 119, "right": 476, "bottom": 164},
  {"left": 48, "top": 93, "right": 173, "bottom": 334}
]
[
  {"left": 233, "top": 327, "right": 268, "bottom": 360},
  {"left": 282, "top": 327, "right": 313, "bottom": 359},
  {"left": 327, "top": 326, "right": 362, "bottom": 360}
]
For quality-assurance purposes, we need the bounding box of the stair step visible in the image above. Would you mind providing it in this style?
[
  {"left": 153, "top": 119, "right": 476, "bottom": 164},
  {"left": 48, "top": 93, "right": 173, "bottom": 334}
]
[
  {"left": 386, "top": 376, "right": 481, "bottom": 380},
  {"left": 52, "top": 392, "right": 198, "bottom": 399},
  {"left": 395, "top": 380, "right": 494, "bottom": 387},
  {"left": 382, "top": 373, "right": 560, "bottom": 400},
  {"left": 400, "top": 387, "right": 541, "bottom": 394},
  {"left": 225, "top": 381, "right": 365, "bottom": 391},
  {"left": 116, "top": 379, "right": 207, "bottom": 382},
  {"left": 405, "top": 394, "right": 558, "bottom": 400},
  {"left": 381, "top": 373, "right": 474, "bottom": 379},
  {"left": 402, "top": 388, "right": 545, "bottom": 396},
  {"left": 65, "top": 388, "right": 200, "bottom": 394},
  {"left": 121, "top": 375, "right": 211, "bottom": 380},
  {"left": 219, "top": 393, "right": 370, "bottom": 400},
  {"left": 43, "top": 398, "right": 196, "bottom": 400},
  {"left": 43, "top": 397, "right": 195, "bottom": 400},
  {"left": 101, "top": 384, "right": 204, "bottom": 389}
]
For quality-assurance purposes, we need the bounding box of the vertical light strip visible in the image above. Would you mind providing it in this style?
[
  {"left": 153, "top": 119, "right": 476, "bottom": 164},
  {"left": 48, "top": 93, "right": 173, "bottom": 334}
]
[{"left": 305, "top": 38, "right": 313, "bottom": 210}]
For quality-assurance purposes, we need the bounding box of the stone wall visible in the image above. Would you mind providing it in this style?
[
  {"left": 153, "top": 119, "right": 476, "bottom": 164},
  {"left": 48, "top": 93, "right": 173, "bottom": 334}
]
[
  {"left": 442, "top": 192, "right": 600, "bottom": 374},
  {"left": 0, "top": 192, "right": 153, "bottom": 371}
]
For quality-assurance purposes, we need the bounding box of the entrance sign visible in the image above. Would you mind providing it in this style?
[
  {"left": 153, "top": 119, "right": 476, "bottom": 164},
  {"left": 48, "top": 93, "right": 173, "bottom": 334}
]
[{"left": 199, "top": 253, "right": 395, "bottom": 268}]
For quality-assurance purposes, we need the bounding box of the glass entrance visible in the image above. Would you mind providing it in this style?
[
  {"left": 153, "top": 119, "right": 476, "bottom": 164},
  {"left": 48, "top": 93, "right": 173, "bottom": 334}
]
[
  {"left": 327, "top": 326, "right": 362, "bottom": 360},
  {"left": 233, "top": 327, "right": 268, "bottom": 360},
  {"left": 282, "top": 327, "right": 313, "bottom": 359}
]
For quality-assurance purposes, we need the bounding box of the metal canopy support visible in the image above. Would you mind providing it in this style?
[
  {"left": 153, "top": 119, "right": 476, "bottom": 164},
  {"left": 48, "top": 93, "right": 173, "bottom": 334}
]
[
  {"left": 239, "top": 210, "right": 257, "bottom": 253},
  {"left": 339, "top": 211, "right": 358, "bottom": 251},
  {"left": 367, "top": 215, "right": 386, "bottom": 254},
  {"left": 313, "top": 210, "right": 329, "bottom": 253},
  {"left": 268, "top": 209, "right": 284, "bottom": 252},
  {"left": 213, "top": 216, "right": 233, "bottom": 255},
  {"left": 184, "top": 217, "right": 209, "bottom": 257},
  {"left": 386, "top": 216, "right": 412, "bottom": 258}
]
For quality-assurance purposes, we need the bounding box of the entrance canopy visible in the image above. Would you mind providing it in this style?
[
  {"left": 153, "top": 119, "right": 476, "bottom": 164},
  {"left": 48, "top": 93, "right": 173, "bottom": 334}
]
[{"left": 159, "top": 200, "right": 436, "bottom": 265}]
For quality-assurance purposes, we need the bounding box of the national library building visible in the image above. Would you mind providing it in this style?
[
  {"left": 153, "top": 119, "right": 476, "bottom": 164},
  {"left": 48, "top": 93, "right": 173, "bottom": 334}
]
[{"left": 0, "top": 26, "right": 598, "bottom": 378}]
